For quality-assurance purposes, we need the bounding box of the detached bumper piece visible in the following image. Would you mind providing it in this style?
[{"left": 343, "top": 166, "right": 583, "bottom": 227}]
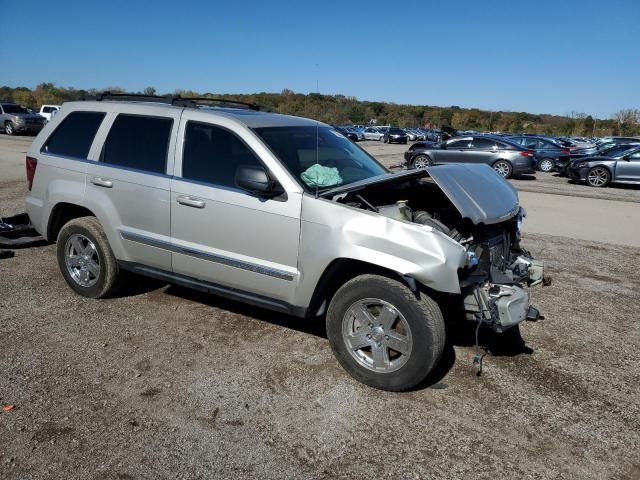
[
  {"left": 464, "top": 283, "right": 530, "bottom": 333},
  {"left": 0, "top": 213, "right": 44, "bottom": 249}
]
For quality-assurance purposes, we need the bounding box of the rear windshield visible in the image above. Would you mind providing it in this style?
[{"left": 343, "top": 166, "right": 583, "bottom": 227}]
[{"left": 254, "top": 126, "right": 387, "bottom": 191}]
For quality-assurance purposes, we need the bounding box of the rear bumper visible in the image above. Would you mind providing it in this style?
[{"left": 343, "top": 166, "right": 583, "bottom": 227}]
[{"left": 512, "top": 163, "right": 536, "bottom": 175}]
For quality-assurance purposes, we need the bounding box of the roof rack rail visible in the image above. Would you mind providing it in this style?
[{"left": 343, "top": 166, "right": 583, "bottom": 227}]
[
  {"left": 174, "top": 97, "right": 261, "bottom": 111},
  {"left": 81, "top": 92, "right": 176, "bottom": 104},
  {"left": 80, "top": 91, "right": 262, "bottom": 111}
]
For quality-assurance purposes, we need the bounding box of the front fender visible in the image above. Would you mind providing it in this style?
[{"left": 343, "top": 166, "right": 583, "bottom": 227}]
[{"left": 293, "top": 195, "right": 467, "bottom": 307}]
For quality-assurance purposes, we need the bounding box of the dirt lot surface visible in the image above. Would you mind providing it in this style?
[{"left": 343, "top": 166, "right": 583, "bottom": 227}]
[{"left": 1, "top": 135, "right": 639, "bottom": 479}]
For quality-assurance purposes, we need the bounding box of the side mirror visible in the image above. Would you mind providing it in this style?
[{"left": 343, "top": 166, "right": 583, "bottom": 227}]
[{"left": 235, "top": 165, "right": 281, "bottom": 198}]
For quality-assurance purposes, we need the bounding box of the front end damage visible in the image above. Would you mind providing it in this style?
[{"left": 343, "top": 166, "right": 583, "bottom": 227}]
[
  {"left": 458, "top": 208, "right": 545, "bottom": 332},
  {"left": 323, "top": 164, "right": 548, "bottom": 332}
]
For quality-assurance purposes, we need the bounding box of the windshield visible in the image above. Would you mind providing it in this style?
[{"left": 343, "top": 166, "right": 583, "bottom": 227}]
[
  {"left": 254, "top": 126, "right": 388, "bottom": 191},
  {"left": 2, "top": 104, "right": 29, "bottom": 114},
  {"left": 604, "top": 144, "right": 639, "bottom": 157},
  {"left": 389, "top": 128, "right": 404, "bottom": 134}
]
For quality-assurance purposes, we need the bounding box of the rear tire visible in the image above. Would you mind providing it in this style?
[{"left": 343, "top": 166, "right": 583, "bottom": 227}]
[
  {"left": 5, "top": 121, "right": 15, "bottom": 135},
  {"left": 493, "top": 160, "right": 513, "bottom": 178},
  {"left": 56, "top": 216, "right": 124, "bottom": 298},
  {"left": 326, "top": 274, "right": 445, "bottom": 391}
]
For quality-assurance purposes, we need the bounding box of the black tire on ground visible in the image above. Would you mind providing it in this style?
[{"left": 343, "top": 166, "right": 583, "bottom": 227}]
[
  {"left": 326, "top": 274, "right": 446, "bottom": 391},
  {"left": 411, "top": 154, "right": 432, "bottom": 169},
  {"left": 538, "top": 158, "right": 554, "bottom": 172},
  {"left": 5, "top": 121, "right": 15, "bottom": 135},
  {"left": 586, "top": 166, "right": 611, "bottom": 187},
  {"left": 56, "top": 216, "right": 124, "bottom": 298},
  {"left": 493, "top": 159, "right": 513, "bottom": 179},
  {"left": 403, "top": 139, "right": 407, "bottom": 144}
]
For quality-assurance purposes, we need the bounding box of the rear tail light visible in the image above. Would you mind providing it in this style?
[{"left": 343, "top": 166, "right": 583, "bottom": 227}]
[
  {"left": 520, "top": 150, "right": 534, "bottom": 157},
  {"left": 26, "top": 156, "right": 37, "bottom": 190},
  {"left": 561, "top": 149, "right": 570, "bottom": 155}
]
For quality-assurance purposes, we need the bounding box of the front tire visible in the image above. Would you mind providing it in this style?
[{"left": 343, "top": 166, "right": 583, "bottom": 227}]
[
  {"left": 411, "top": 154, "right": 433, "bottom": 169},
  {"left": 326, "top": 275, "right": 445, "bottom": 391},
  {"left": 586, "top": 166, "right": 610, "bottom": 187},
  {"left": 5, "top": 121, "right": 15, "bottom": 135},
  {"left": 56, "top": 216, "right": 123, "bottom": 298},
  {"left": 493, "top": 160, "right": 513, "bottom": 178}
]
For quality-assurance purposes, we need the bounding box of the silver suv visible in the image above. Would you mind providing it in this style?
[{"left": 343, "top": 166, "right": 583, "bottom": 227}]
[{"left": 25, "top": 94, "right": 545, "bottom": 391}]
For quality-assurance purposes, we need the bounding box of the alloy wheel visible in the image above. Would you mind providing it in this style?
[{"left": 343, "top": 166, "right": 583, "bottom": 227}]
[
  {"left": 587, "top": 167, "right": 609, "bottom": 187},
  {"left": 413, "top": 156, "right": 431, "bottom": 169},
  {"left": 64, "top": 233, "right": 101, "bottom": 287},
  {"left": 342, "top": 298, "right": 413, "bottom": 373},
  {"left": 539, "top": 159, "right": 554, "bottom": 172},
  {"left": 494, "top": 161, "right": 512, "bottom": 177}
]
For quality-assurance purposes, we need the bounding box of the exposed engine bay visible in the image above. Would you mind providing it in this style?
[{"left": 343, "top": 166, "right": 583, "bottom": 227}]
[{"left": 327, "top": 172, "right": 547, "bottom": 332}]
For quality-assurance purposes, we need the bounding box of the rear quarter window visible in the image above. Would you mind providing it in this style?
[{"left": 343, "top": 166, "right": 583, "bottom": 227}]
[{"left": 42, "top": 111, "right": 106, "bottom": 159}]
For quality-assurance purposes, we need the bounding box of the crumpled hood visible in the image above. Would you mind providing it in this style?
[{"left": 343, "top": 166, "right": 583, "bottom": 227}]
[{"left": 426, "top": 164, "right": 519, "bottom": 224}]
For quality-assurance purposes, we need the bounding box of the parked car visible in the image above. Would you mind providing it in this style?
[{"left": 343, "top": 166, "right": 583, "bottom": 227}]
[
  {"left": 347, "top": 126, "right": 364, "bottom": 141},
  {"left": 404, "top": 129, "right": 418, "bottom": 141},
  {"left": 382, "top": 127, "right": 408, "bottom": 144},
  {"left": 0, "top": 103, "right": 46, "bottom": 135},
  {"left": 363, "top": 127, "right": 384, "bottom": 141},
  {"left": 508, "top": 135, "right": 571, "bottom": 173},
  {"left": 334, "top": 126, "right": 358, "bottom": 142},
  {"left": 567, "top": 145, "right": 640, "bottom": 187},
  {"left": 25, "top": 94, "right": 544, "bottom": 391},
  {"left": 405, "top": 136, "right": 536, "bottom": 178},
  {"left": 36, "top": 105, "right": 62, "bottom": 122}
]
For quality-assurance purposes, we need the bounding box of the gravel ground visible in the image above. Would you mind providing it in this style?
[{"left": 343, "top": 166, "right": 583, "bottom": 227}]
[{"left": 1, "top": 174, "right": 639, "bottom": 478}]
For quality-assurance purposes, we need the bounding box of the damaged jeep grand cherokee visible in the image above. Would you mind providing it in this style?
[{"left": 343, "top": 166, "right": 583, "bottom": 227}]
[{"left": 26, "top": 96, "right": 545, "bottom": 392}]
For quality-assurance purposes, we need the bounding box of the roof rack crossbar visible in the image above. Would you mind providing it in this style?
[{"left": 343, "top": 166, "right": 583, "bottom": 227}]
[{"left": 80, "top": 92, "right": 262, "bottom": 111}]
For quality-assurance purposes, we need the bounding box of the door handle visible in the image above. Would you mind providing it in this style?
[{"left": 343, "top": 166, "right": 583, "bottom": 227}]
[
  {"left": 177, "top": 195, "right": 206, "bottom": 208},
  {"left": 90, "top": 177, "right": 113, "bottom": 188}
]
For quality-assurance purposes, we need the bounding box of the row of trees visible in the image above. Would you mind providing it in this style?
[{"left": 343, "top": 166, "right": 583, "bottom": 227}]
[{"left": 1, "top": 83, "right": 638, "bottom": 137}]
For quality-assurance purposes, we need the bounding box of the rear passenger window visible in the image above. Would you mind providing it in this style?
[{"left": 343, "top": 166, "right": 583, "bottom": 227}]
[
  {"left": 101, "top": 114, "right": 173, "bottom": 174},
  {"left": 182, "top": 122, "right": 263, "bottom": 188},
  {"left": 447, "top": 139, "right": 471, "bottom": 148},
  {"left": 43, "top": 111, "right": 105, "bottom": 159},
  {"left": 472, "top": 138, "right": 496, "bottom": 149}
]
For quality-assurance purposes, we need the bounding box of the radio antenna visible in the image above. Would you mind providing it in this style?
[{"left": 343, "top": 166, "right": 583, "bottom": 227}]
[{"left": 315, "top": 62, "right": 320, "bottom": 198}]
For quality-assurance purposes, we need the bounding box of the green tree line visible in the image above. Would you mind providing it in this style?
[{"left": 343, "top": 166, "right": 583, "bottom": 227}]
[{"left": 2, "top": 83, "right": 638, "bottom": 137}]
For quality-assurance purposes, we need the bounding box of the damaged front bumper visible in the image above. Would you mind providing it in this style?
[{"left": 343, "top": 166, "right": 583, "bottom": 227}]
[{"left": 462, "top": 253, "right": 546, "bottom": 333}]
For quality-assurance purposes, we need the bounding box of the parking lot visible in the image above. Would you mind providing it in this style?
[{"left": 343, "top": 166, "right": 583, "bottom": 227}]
[{"left": 1, "top": 135, "right": 639, "bottom": 479}]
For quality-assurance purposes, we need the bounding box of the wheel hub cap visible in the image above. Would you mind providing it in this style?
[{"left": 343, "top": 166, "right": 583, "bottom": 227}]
[
  {"left": 342, "top": 298, "right": 413, "bottom": 373},
  {"left": 64, "top": 233, "right": 100, "bottom": 288}
]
